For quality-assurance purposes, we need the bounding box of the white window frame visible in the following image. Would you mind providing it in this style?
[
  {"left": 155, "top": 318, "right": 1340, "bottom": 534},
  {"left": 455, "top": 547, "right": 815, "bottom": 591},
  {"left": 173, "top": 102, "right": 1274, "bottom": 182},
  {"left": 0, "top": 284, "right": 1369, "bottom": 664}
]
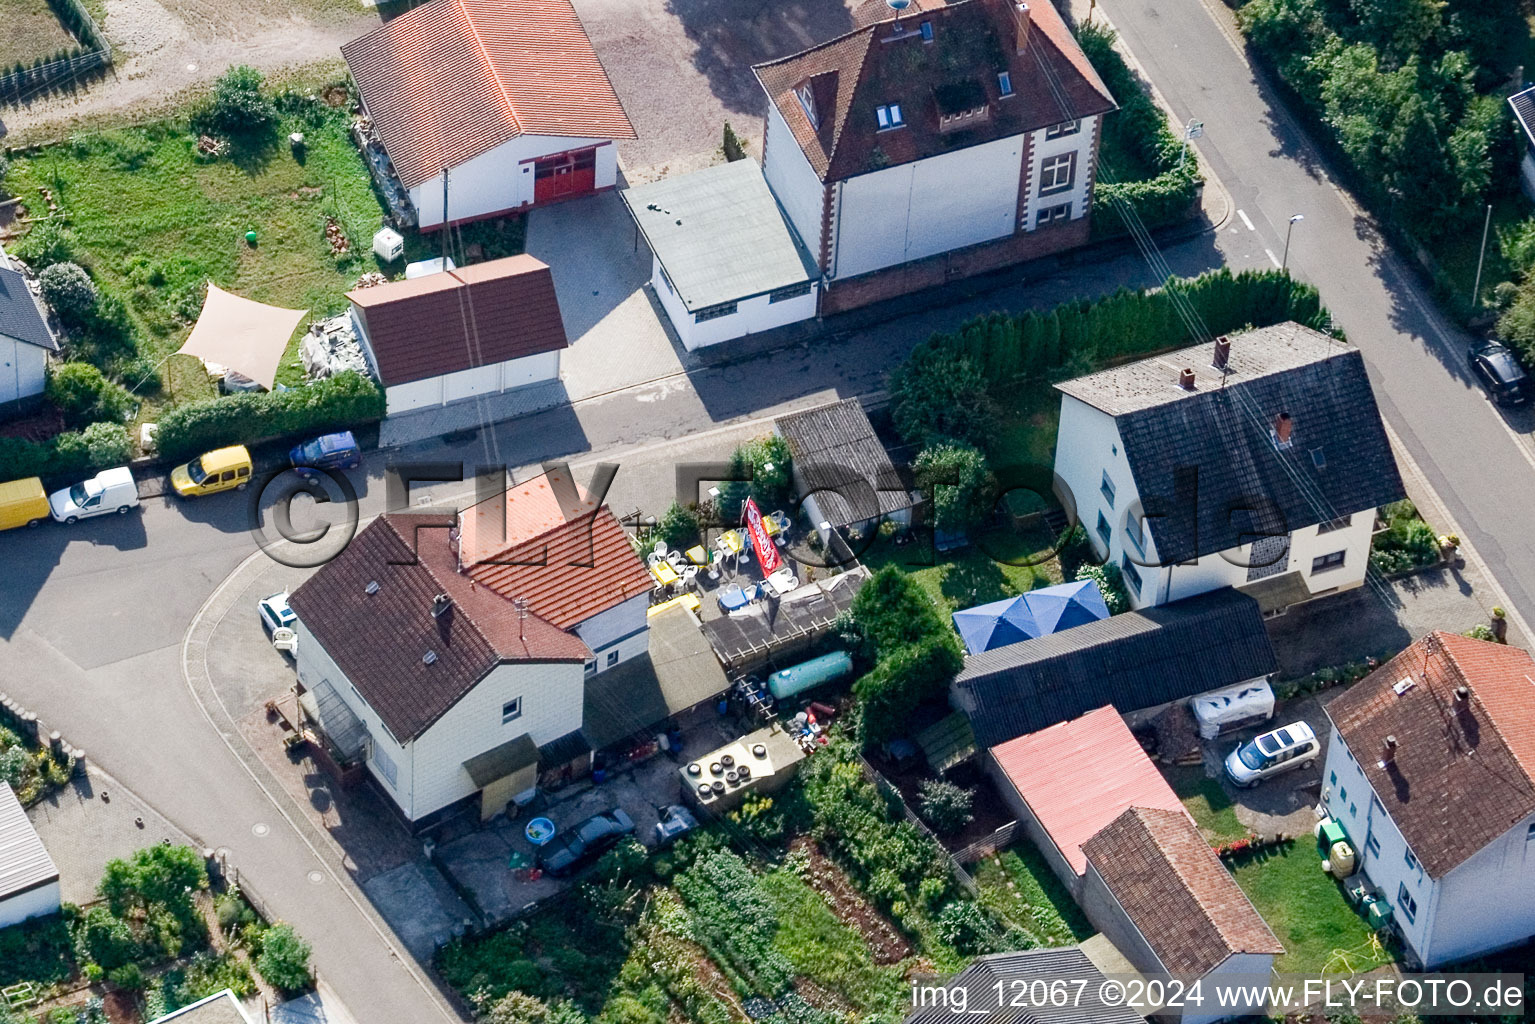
[
  {"left": 1096, "top": 511, "right": 1111, "bottom": 546},
  {"left": 1317, "top": 514, "right": 1352, "bottom": 534},
  {"left": 1311, "top": 550, "right": 1346, "bottom": 574},
  {"left": 606, "top": 649, "right": 620, "bottom": 667},
  {"left": 1397, "top": 882, "right": 1418, "bottom": 922},
  {"left": 372, "top": 744, "right": 397, "bottom": 788},
  {"left": 501, "top": 697, "right": 522, "bottom": 724},
  {"left": 1120, "top": 553, "right": 1143, "bottom": 595},
  {"left": 1045, "top": 119, "right": 1082, "bottom": 139},
  {"left": 795, "top": 84, "right": 818, "bottom": 128},
  {"left": 1034, "top": 202, "right": 1071, "bottom": 228},
  {"left": 1100, "top": 471, "right": 1116, "bottom": 508},
  {"left": 1038, "top": 153, "right": 1076, "bottom": 196}
]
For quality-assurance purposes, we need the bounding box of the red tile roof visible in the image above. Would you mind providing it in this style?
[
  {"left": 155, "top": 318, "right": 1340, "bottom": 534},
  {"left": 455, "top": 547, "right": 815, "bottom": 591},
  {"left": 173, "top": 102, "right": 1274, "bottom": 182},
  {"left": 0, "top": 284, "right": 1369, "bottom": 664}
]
[
  {"left": 991, "top": 706, "right": 1187, "bottom": 876},
  {"left": 289, "top": 514, "right": 590, "bottom": 741},
  {"left": 457, "top": 471, "right": 653, "bottom": 629},
  {"left": 753, "top": 0, "right": 1115, "bottom": 182},
  {"left": 1083, "top": 807, "right": 1284, "bottom": 974},
  {"left": 1325, "top": 631, "right": 1535, "bottom": 877},
  {"left": 341, "top": 0, "right": 636, "bottom": 190},
  {"left": 347, "top": 255, "right": 568, "bottom": 387}
]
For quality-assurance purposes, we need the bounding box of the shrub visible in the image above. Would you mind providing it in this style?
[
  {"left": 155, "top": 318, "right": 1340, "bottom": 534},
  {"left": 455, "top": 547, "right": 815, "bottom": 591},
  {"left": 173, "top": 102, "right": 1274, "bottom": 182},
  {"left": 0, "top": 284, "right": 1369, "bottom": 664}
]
[
  {"left": 914, "top": 442, "right": 996, "bottom": 535},
  {"left": 715, "top": 434, "right": 793, "bottom": 524},
  {"left": 845, "top": 565, "right": 953, "bottom": 661},
  {"left": 98, "top": 844, "right": 208, "bottom": 925},
  {"left": 655, "top": 501, "right": 700, "bottom": 549},
  {"left": 76, "top": 905, "right": 139, "bottom": 970},
  {"left": 152, "top": 370, "right": 384, "bottom": 462},
  {"left": 855, "top": 635, "right": 964, "bottom": 746},
  {"left": 256, "top": 924, "right": 312, "bottom": 992},
  {"left": 594, "top": 837, "right": 650, "bottom": 886},
  {"left": 917, "top": 779, "right": 974, "bottom": 835},
  {"left": 107, "top": 963, "right": 145, "bottom": 991},
  {"left": 934, "top": 899, "right": 993, "bottom": 955},
  {"left": 38, "top": 262, "right": 98, "bottom": 323},
  {"left": 888, "top": 345, "right": 997, "bottom": 448},
  {"left": 201, "top": 65, "right": 278, "bottom": 138},
  {"left": 487, "top": 992, "right": 560, "bottom": 1024},
  {"left": 722, "top": 122, "right": 747, "bottom": 162},
  {"left": 1074, "top": 561, "right": 1130, "bottom": 614},
  {"left": 46, "top": 362, "right": 133, "bottom": 427},
  {"left": 674, "top": 849, "right": 795, "bottom": 996},
  {"left": 1464, "top": 624, "right": 1495, "bottom": 641},
  {"left": 14, "top": 221, "right": 77, "bottom": 270}
]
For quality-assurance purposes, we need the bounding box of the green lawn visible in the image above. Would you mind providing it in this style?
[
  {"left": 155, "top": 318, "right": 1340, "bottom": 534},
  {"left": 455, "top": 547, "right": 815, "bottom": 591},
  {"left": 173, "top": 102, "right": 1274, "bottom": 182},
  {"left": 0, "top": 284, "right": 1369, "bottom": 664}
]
[
  {"left": 859, "top": 527, "right": 1063, "bottom": 622},
  {"left": 0, "top": 0, "right": 77, "bottom": 67},
  {"left": 1164, "top": 765, "right": 1248, "bottom": 843},
  {"left": 1226, "top": 843, "right": 1396, "bottom": 975},
  {"left": 972, "top": 842, "right": 1094, "bottom": 948}
]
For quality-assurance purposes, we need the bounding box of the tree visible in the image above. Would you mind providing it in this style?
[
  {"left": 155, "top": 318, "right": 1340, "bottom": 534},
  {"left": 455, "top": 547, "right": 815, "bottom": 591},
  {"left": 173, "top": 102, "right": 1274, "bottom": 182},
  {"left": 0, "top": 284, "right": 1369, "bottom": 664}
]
[
  {"left": 1349, "top": 0, "right": 1444, "bottom": 68},
  {"left": 654, "top": 501, "right": 700, "bottom": 549},
  {"left": 78, "top": 905, "right": 139, "bottom": 970},
  {"left": 97, "top": 845, "right": 208, "bottom": 927},
  {"left": 917, "top": 779, "right": 975, "bottom": 835},
  {"left": 845, "top": 565, "right": 952, "bottom": 661},
  {"left": 715, "top": 434, "right": 793, "bottom": 524},
  {"left": 256, "top": 923, "right": 313, "bottom": 992},
  {"left": 46, "top": 362, "right": 133, "bottom": 428},
  {"left": 888, "top": 344, "right": 997, "bottom": 449},
  {"left": 935, "top": 899, "right": 994, "bottom": 955},
  {"left": 855, "top": 635, "right": 964, "bottom": 746},
  {"left": 38, "top": 262, "right": 98, "bottom": 323},
  {"left": 914, "top": 442, "right": 996, "bottom": 535},
  {"left": 203, "top": 65, "right": 277, "bottom": 138}
]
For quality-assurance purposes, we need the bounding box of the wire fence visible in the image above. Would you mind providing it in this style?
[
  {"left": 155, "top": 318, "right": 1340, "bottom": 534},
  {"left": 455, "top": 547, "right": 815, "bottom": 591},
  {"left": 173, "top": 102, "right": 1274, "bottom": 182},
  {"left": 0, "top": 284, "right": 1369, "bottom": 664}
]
[
  {"left": 0, "top": 0, "right": 112, "bottom": 106},
  {"left": 857, "top": 753, "right": 981, "bottom": 897}
]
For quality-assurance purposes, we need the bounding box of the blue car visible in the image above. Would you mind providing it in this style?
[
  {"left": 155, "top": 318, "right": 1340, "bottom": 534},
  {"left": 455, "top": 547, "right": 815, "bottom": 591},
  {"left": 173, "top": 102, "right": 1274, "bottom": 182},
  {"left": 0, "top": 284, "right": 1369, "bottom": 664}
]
[{"left": 289, "top": 431, "right": 361, "bottom": 473}]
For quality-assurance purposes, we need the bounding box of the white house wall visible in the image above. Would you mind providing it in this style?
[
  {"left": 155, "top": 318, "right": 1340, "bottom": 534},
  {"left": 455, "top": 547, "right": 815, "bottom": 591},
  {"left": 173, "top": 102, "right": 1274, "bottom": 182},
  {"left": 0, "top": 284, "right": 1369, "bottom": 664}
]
[
  {"left": 409, "top": 134, "right": 616, "bottom": 229},
  {"left": 294, "top": 619, "right": 419, "bottom": 819},
  {"left": 1186, "top": 953, "right": 1275, "bottom": 1024},
  {"left": 0, "top": 880, "right": 61, "bottom": 928},
  {"left": 762, "top": 105, "right": 826, "bottom": 262},
  {"left": 408, "top": 659, "right": 586, "bottom": 820},
  {"left": 573, "top": 593, "right": 649, "bottom": 670},
  {"left": 0, "top": 335, "right": 47, "bottom": 407},
  {"left": 1324, "top": 725, "right": 1535, "bottom": 966},
  {"left": 381, "top": 350, "right": 562, "bottom": 416},
  {"left": 831, "top": 132, "right": 1024, "bottom": 279},
  {"left": 650, "top": 255, "right": 817, "bottom": 349},
  {"left": 1022, "top": 116, "right": 1098, "bottom": 228}
]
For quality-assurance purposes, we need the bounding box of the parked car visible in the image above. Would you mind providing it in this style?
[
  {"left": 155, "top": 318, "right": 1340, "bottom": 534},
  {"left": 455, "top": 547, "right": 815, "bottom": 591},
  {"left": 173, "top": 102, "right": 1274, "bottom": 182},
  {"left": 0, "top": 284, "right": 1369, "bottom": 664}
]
[
  {"left": 258, "top": 592, "right": 296, "bottom": 637},
  {"left": 539, "top": 808, "right": 635, "bottom": 877},
  {"left": 0, "top": 477, "right": 51, "bottom": 531},
  {"left": 1468, "top": 341, "right": 1529, "bottom": 406},
  {"left": 171, "top": 445, "right": 253, "bottom": 498},
  {"left": 1225, "top": 721, "right": 1320, "bottom": 788},
  {"left": 654, "top": 805, "right": 698, "bottom": 846},
  {"left": 49, "top": 467, "right": 140, "bottom": 524},
  {"left": 289, "top": 431, "right": 361, "bottom": 473}
]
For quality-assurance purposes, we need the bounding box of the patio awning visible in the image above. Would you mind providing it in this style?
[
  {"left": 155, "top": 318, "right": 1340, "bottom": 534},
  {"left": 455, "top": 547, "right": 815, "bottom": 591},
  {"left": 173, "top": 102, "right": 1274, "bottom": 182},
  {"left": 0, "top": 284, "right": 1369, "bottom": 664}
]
[{"left": 176, "top": 283, "right": 307, "bottom": 392}]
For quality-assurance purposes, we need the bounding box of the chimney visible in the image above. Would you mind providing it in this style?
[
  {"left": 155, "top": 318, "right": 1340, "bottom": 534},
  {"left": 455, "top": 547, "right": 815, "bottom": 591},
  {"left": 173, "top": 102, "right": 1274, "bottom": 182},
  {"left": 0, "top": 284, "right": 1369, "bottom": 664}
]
[
  {"left": 1380, "top": 734, "right": 1398, "bottom": 767},
  {"left": 1213, "top": 335, "right": 1231, "bottom": 370},
  {"left": 431, "top": 593, "right": 452, "bottom": 619},
  {"left": 1011, "top": 1, "right": 1030, "bottom": 54},
  {"left": 1274, "top": 412, "right": 1293, "bottom": 445},
  {"left": 1178, "top": 367, "right": 1197, "bottom": 391}
]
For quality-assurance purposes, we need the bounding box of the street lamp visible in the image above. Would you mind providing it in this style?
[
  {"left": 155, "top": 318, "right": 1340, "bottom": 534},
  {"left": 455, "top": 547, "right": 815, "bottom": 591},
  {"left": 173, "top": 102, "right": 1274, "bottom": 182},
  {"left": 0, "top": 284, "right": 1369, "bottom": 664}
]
[{"left": 1281, "top": 214, "right": 1303, "bottom": 273}]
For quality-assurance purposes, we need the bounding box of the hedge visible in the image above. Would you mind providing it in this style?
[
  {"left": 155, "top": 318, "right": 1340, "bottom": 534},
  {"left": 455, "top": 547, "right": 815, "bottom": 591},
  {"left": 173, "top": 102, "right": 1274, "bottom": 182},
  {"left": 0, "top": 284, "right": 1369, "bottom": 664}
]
[
  {"left": 0, "top": 421, "right": 134, "bottom": 483},
  {"left": 152, "top": 370, "right": 384, "bottom": 463},
  {"left": 912, "top": 268, "right": 1329, "bottom": 389}
]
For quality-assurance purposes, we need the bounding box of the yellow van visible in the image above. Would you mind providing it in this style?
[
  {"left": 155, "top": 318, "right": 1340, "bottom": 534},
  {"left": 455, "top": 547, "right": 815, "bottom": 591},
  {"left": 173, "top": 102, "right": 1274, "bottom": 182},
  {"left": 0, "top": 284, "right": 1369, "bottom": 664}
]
[
  {"left": 0, "top": 477, "right": 51, "bottom": 530},
  {"left": 171, "top": 445, "right": 253, "bottom": 497}
]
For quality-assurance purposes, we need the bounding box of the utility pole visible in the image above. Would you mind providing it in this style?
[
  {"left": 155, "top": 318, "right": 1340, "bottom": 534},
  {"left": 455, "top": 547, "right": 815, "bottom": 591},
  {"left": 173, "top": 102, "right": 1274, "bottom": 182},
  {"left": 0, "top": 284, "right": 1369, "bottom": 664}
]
[
  {"left": 1472, "top": 202, "right": 1493, "bottom": 308},
  {"left": 1282, "top": 214, "right": 1303, "bottom": 273},
  {"left": 1179, "top": 119, "right": 1203, "bottom": 171}
]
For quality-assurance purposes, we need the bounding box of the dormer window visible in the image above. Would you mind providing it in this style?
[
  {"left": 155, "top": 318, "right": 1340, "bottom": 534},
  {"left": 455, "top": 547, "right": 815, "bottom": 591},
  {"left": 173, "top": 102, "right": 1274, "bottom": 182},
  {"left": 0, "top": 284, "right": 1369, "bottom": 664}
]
[
  {"left": 876, "top": 104, "right": 904, "bottom": 130},
  {"left": 796, "top": 83, "right": 818, "bottom": 128},
  {"left": 998, "top": 71, "right": 1014, "bottom": 97},
  {"left": 920, "top": 20, "right": 934, "bottom": 41}
]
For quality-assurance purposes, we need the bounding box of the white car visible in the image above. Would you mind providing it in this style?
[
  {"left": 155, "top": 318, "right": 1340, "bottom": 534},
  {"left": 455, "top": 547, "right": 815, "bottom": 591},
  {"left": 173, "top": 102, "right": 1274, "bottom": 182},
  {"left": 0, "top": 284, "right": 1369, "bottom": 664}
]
[
  {"left": 1225, "top": 721, "right": 1320, "bottom": 787},
  {"left": 49, "top": 467, "right": 140, "bottom": 524},
  {"left": 258, "top": 592, "right": 297, "bottom": 637}
]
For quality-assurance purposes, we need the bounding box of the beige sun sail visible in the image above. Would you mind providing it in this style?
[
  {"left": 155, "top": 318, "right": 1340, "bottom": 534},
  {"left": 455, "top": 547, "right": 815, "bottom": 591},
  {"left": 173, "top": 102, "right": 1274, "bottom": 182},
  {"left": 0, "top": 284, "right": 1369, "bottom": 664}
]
[{"left": 176, "top": 283, "right": 308, "bottom": 392}]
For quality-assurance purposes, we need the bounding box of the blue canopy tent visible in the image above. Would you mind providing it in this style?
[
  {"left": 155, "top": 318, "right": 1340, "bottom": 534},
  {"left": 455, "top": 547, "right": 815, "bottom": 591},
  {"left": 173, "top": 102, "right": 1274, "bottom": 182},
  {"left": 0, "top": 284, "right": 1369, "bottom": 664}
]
[{"left": 951, "top": 579, "right": 1110, "bottom": 655}]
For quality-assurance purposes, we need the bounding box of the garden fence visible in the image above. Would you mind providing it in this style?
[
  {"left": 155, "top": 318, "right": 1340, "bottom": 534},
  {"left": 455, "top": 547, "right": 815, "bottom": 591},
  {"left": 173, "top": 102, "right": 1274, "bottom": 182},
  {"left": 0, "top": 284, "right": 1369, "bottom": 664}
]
[
  {"left": 858, "top": 754, "right": 980, "bottom": 898},
  {"left": 0, "top": 0, "right": 112, "bottom": 107},
  {"left": 952, "top": 821, "right": 1018, "bottom": 865}
]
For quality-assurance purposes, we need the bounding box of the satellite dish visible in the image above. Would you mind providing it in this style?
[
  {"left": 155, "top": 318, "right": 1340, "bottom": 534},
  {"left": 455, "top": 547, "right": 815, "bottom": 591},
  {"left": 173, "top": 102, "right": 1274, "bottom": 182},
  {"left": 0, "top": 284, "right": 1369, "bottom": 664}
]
[{"left": 886, "top": 0, "right": 912, "bottom": 10}]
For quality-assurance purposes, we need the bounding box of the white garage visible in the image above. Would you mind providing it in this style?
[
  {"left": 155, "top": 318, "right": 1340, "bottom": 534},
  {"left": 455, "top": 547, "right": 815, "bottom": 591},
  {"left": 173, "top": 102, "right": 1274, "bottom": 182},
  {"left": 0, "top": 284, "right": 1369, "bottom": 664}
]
[
  {"left": 347, "top": 255, "right": 568, "bottom": 417},
  {"left": 0, "top": 782, "right": 61, "bottom": 929},
  {"left": 0, "top": 262, "right": 57, "bottom": 418}
]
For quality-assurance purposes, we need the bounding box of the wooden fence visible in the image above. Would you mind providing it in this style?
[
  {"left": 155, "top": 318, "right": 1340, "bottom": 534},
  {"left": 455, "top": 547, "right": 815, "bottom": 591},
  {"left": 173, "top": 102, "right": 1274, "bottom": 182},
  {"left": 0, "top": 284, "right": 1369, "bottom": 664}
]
[
  {"left": 859, "top": 753, "right": 980, "bottom": 897},
  {"left": 952, "top": 820, "right": 1019, "bottom": 865},
  {"left": 0, "top": 0, "right": 112, "bottom": 106}
]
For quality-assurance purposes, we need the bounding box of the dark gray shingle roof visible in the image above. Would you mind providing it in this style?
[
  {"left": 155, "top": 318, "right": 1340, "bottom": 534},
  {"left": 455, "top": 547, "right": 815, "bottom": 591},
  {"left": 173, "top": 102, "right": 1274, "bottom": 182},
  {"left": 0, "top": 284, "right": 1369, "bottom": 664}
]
[
  {"left": 952, "top": 588, "right": 1276, "bottom": 749},
  {"left": 0, "top": 265, "right": 57, "bottom": 352},
  {"left": 905, "top": 948, "right": 1147, "bottom": 1024},
  {"left": 775, "top": 399, "right": 916, "bottom": 527},
  {"left": 1055, "top": 323, "right": 1404, "bottom": 565}
]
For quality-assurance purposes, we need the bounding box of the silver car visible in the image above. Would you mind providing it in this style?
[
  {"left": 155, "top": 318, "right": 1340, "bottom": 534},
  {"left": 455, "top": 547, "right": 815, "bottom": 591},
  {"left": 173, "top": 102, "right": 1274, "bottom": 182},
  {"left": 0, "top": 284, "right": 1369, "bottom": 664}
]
[{"left": 1225, "top": 721, "right": 1320, "bottom": 787}]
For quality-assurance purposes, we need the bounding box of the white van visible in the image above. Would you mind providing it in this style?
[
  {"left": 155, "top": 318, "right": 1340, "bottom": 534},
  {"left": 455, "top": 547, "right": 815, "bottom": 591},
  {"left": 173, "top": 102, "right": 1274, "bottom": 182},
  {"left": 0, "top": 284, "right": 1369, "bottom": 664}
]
[{"left": 49, "top": 467, "right": 140, "bottom": 524}]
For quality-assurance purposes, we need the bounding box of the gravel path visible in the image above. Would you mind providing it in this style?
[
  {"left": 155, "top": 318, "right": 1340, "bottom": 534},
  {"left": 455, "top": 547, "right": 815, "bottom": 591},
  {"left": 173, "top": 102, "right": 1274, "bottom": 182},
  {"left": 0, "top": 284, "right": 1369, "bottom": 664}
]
[{"left": 0, "top": 0, "right": 384, "bottom": 142}]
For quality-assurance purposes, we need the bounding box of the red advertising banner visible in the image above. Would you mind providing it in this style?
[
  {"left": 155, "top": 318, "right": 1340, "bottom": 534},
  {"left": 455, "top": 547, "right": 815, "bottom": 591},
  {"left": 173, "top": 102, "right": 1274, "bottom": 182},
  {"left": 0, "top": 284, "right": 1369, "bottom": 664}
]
[{"left": 743, "top": 498, "right": 783, "bottom": 576}]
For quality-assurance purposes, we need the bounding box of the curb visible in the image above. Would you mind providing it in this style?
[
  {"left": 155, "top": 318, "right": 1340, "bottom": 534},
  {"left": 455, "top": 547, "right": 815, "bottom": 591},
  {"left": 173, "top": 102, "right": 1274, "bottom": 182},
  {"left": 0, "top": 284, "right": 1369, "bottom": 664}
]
[{"left": 1380, "top": 418, "right": 1530, "bottom": 647}]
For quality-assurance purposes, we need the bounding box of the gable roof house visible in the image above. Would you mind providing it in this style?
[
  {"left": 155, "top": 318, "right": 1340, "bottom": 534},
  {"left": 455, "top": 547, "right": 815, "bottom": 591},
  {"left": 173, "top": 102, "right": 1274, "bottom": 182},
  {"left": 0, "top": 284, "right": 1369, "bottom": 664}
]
[
  {"left": 951, "top": 587, "right": 1277, "bottom": 749},
  {"left": 1053, "top": 322, "right": 1404, "bottom": 613},
  {"left": 1080, "top": 807, "right": 1283, "bottom": 1024},
  {"left": 0, "top": 781, "right": 61, "bottom": 928},
  {"left": 345, "top": 255, "right": 568, "bottom": 418},
  {"left": 289, "top": 470, "right": 654, "bottom": 825},
  {"left": 1319, "top": 631, "right": 1535, "bottom": 967},
  {"left": 753, "top": 0, "right": 1115, "bottom": 314},
  {"left": 774, "top": 397, "right": 918, "bottom": 542},
  {"left": 0, "top": 261, "right": 58, "bottom": 417},
  {"left": 341, "top": 0, "right": 635, "bottom": 229},
  {"left": 904, "top": 947, "right": 1148, "bottom": 1024}
]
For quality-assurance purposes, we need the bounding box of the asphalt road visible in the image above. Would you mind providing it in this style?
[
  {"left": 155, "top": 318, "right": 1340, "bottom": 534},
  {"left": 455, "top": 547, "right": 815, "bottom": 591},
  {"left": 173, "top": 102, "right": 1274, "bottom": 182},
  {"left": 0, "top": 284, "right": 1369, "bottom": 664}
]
[
  {"left": 5, "top": 4, "right": 1534, "bottom": 1014},
  {"left": 1091, "top": 0, "right": 1535, "bottom": 619}
]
